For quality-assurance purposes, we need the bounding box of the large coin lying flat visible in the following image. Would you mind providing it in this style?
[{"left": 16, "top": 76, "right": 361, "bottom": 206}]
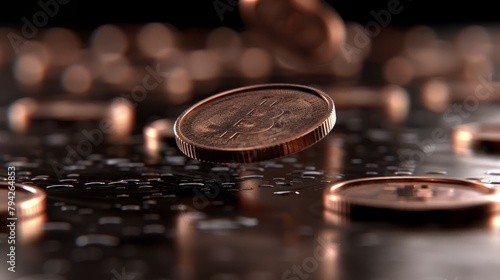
[
  {"left": 174, "top": 84, "right": 336, "bottom": 163},
  {"left": 323, "top": 176, "right": 500, "bottom": 223}
]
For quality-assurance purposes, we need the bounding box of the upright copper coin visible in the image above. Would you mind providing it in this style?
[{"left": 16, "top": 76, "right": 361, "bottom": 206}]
[{"left": 174, "top": 84, "right": 336, "bottom": 163}]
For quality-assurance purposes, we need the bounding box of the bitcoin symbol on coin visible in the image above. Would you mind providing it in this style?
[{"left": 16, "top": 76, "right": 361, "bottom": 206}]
[
  {"left": 174, "top": 83, "right": 335, "bottom": 163},
  {"left": 219, "top": 98, "right": 283, "bottom": 141}
]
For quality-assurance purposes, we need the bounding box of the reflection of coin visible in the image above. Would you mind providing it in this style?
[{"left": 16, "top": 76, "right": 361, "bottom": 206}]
[
  {"left": 323, "top": 176, "right": 500, "bottom": 222},
  {"left": 174, "top": 84, "right": 336, "bottom": 163},
  {"left": 240, "top": 0, "right": 345, "bottom": 65},
  {"left": 453, "top": 122, "right": 500, "bottom": 155},
  {"left": 0, "top": 182, "right": 46, "bottom": 219}
]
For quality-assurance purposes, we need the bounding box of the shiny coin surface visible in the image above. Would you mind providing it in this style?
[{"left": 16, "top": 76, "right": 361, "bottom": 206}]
[
  {"left": 240, "top": 0, "right": 345, "bottom": 65},
  {"left": 0, "top": 182, "right": 46, "bottom": 219},
  {"left": 174, "top": 84, "right": 336, "bottom": 163},
  {"left": 454, "top": 122, "right": 500, "bottom": 155},
  {"left": 323, "top": 176, "right": 500, "bottom": 222}
]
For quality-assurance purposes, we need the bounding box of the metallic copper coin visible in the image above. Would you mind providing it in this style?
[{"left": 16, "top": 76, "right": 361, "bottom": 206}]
[
  {"left": 421, "top": 79, "right": 500, "bottom": 113},
  {"left": 174, "top": 84, "right": 336, "bottom": 163},
  {"left": 319, "top": 85, "right": 410, "bottom": 123},
  {"left": 240, "top": 0, "right": 345, "bottom": 65},
  {"left": 0, "top": 181, "right": 46, "bottom": 219},
  {"left": 323, "top": 176, "right": 500, "bottom": 222},
  {"left": 454, "top": 122, "right": 500, "bottom": 155},
  {"left": 144, "top": 118, "right": 176, "bottom": 158},
  {"left": 0, "top": 182, "right": 46, "bottom": 242},
  {"left": 8, "top": 97, "right": 135, "bottom": 141},
  {"left": 144, "top": 119, "right": 175, "bottom": 141}
]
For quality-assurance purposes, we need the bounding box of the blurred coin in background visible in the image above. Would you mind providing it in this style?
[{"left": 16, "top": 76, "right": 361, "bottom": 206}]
[{"left": 240, "top": 0, "right": 345, "bottom": 66}]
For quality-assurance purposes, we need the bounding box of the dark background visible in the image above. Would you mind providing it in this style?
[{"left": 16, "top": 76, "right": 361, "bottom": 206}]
[{"left": 0, "top": 0, "right": 499, "bottom": 31}]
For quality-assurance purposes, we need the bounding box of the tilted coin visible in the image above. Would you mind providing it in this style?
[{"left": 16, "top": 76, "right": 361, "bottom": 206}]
[
  {"left": 453, "top": 122, "right": 500, "bottom": 155},
  {"left": 240, "top": 0, "right": 345, "bottom": 65},
  {"left": 174, "top": 84, "right": 336, "bottom": 163},
  {"left": 323, "top": 176, "right": 500, "bottom": 222}
]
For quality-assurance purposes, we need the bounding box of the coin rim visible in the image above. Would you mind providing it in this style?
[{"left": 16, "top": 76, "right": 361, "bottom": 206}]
[
  {"left": 174, "top": 83, "right": 336, "bottom": 163},
  {"left": 323, "top": 176, "right": 500, "bottom": 212},
  {"left": 0, "top": 181, "right": 46, "bottom": 219}
]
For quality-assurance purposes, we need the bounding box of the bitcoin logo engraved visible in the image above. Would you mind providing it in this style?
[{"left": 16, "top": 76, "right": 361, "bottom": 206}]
[
  {"left": 174, "top": 83, "right": 336, "bottom": 163},
  {"left": 219, "top": 98, "right": 283, "bottom": 141}
]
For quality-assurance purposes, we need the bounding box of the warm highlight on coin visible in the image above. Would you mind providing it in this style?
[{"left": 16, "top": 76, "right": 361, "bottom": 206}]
[{"left": 174, "top": 84, "right": 336, "bottom": 163}]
